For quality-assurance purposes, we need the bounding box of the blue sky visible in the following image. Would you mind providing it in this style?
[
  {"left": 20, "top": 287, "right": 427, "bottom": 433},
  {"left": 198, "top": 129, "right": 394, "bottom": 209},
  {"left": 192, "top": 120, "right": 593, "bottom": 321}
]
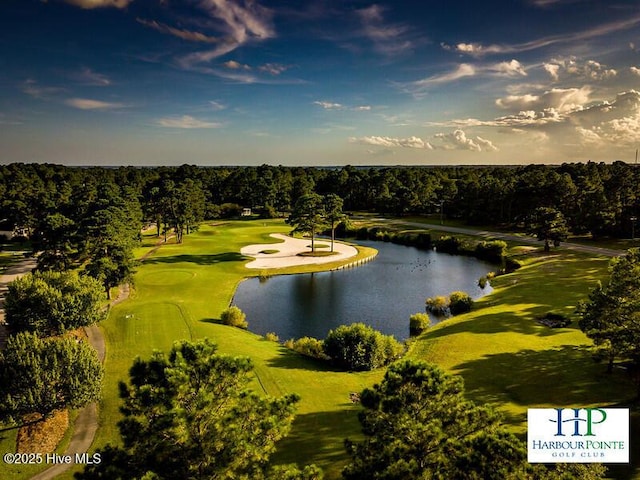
[{"left": 1, "top": 0, "right": 640, "bottom": 166}]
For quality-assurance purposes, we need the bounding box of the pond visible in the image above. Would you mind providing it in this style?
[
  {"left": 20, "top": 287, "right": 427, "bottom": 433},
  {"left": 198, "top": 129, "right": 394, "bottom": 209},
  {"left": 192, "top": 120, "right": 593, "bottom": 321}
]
[{"left": 233, "top": 240, "right": 495, "bottom": 341}]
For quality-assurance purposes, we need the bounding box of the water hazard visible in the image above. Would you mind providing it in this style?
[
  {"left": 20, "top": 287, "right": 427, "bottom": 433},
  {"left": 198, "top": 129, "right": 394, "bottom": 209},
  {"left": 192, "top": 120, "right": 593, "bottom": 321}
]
[{"left": 233, "top": 240, "right": 494, "bottom": 341}]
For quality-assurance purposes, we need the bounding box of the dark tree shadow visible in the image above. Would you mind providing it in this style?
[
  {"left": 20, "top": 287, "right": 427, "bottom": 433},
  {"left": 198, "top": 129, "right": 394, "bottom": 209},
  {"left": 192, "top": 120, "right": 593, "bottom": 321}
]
[
  {"left": 142, "top": 252, "right": 250, "bottom": 265},
  {"left": 271, "top": 409, "right": 361, "bottom": 476}
]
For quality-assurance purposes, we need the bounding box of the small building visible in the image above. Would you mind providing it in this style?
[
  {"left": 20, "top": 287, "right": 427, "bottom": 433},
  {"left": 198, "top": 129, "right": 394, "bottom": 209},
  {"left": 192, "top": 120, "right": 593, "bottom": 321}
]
[{"left": 241, "top": 208, "right": 252, "bottom": 217}]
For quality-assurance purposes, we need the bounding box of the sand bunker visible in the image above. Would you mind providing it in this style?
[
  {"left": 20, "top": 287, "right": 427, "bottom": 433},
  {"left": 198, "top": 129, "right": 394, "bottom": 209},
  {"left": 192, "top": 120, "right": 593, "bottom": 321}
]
[{"left": 241, "top": 233, "right": 357, "bottom": 269}]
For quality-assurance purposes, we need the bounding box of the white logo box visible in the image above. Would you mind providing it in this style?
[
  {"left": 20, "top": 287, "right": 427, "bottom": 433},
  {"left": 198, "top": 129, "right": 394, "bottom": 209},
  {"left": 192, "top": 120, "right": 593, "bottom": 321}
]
[{"left": 527, "top": 408, "right": 629, "bottom": 463}]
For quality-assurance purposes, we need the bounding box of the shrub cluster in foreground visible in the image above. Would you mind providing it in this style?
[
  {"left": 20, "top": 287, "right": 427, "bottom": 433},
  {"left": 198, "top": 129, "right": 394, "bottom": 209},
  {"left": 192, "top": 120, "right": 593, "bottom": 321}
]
[{"left": 282, "top": 323, "right": 404, "bottom": 371}]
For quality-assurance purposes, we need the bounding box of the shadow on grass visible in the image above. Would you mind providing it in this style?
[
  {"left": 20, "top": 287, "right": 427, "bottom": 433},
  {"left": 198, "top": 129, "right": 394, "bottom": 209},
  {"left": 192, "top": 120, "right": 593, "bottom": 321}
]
[
  {"left": 142, "top": 252, "right": 250, "bottom": 265},
  {"left": 426, "top": 307, "right": 572, "bottom": 339},
  {"left": 454, "top": 345, "right": 636, "bottom": 409},
  {"left": 267, "top": 346, "right": 345, "bottom": 373},
  {"left": 271, "top": 409, "right": 360, "bottom": 476}
]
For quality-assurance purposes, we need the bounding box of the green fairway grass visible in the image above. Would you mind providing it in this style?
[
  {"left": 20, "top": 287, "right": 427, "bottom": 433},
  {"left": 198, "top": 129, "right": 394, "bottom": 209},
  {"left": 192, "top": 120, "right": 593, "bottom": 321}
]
[{"left": 40, "top": 219, "right": 640, "bottom": 480}]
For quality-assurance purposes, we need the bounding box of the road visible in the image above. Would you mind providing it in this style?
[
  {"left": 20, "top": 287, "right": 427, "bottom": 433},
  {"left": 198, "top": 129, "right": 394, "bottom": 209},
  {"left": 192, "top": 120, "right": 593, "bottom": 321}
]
[{"left": 374, "top": 219, "right": 625, "bottom": 257}]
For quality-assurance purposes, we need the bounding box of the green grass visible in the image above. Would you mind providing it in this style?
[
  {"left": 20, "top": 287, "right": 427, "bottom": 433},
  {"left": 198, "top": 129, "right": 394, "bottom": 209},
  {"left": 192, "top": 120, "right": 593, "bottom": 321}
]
[
  {"left": 18, "top": 218, "right": 640, "bottom": 480},
  {"left": 410, "top": 250, "right": 639, "bottom": 474},
  {"left": 80, "top": 220, "right": 381, "bottom": 480}
]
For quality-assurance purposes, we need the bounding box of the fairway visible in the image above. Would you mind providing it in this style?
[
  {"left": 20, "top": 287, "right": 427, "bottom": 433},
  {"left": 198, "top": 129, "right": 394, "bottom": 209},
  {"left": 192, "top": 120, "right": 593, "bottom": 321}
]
[{"left": 54, "top": 220, "right": 639, "bottom": 480}]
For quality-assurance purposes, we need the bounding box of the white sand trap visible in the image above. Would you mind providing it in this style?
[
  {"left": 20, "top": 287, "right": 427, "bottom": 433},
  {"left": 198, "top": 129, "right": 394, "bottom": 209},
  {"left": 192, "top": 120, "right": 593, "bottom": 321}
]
[{"left": 241, "top": 233, "right": 358, "bottom": 269}]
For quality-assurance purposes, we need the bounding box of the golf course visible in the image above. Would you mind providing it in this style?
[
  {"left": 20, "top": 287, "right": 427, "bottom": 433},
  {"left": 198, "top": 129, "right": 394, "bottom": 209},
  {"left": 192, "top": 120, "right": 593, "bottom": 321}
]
[{"left": 3, "top": 218, "right": 639, "bottom": 479}]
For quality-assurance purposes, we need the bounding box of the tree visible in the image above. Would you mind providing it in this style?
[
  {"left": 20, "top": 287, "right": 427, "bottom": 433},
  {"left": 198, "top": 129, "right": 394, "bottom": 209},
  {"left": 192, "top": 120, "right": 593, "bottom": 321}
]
[
  {"left": 343, "top": 360, "right": 606, "bottom": 480},
  {"left": 286, "top": 193, "right": 327, "bottom": 252},
  {"left": 323, "top": 194, "right": 344, "bottom": 252},
  {"left": 220, "top": 305, "right": 248, "bottom": 329},
  {"left": 409, "top": 312, "right": 430, "bottom": 335},
  {"left": 323, "top": 323, "right": 403, "bottom": 371},
  {"left": 0, "top": 332, "right": 103, "bottom": 425},
  {"left": 77, "top": 339, "right": 316, "bottom": 480},
  {"left": 577, "top": 248, "right": 640, "bottom": 384},
  {"left": 528, "top": 207, "right": 569, "bottom": 252},
  {"left": 4, "top": 270, "right": 107, "bottom": 337}
]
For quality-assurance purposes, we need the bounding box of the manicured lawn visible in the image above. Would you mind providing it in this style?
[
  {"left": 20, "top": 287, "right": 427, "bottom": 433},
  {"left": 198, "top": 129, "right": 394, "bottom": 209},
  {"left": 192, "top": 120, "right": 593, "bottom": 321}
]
[
  {"left": 410, "top": 249, "right": 639, "bottom": 478},
  {"left": 81, "top": 220, "right": 381, "bottom": 480},
  {"left": 32, "top": 219, "right": 640, "bottom": 480}
]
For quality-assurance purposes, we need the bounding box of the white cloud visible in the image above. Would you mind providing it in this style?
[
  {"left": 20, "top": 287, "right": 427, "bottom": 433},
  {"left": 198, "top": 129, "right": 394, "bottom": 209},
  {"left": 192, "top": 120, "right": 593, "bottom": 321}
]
[
  {"left": 442, "top": 14, "right": 640, "bottom": 57},
  {"left": 178, "top": 0, "right": 275, "bottom": 68},
  {"left": 209, "top": 100, "right": 227, "bottom": 111},
  {"left": 543, "top": 57, "right": 617, "bottom": 81},
  {"left": 631, "top": 67, "right": 640, "bottom": 77},
  {"left": 354, "top": 105, "right": 372, "bottom": 111},
  {"left": 434, "top": 129, "right": 498, "bottom": 152},
  {"left": 65, "top": 98, "right": 124, "bottom": 110},
  {"left": 137, "top": 18, "right": 219, "bottom": 44},
  {"left": 491, "top": 59, "right": 527, "bottom": 77},
  {"left": 349, "top": 135, "right": 433, "bottom": 150},
  {"left": 543, "top": 63, "right": 560, "bottom": 80},
  {"left": 356, "top": 5, "right": 413, "bottom": 55},
  {"left": 258, "top": 63, "right": 289, "bottom": 75},
  {"left": 410, "top": 64, "right": 476, "bottom": 88},
  {"left": 495, "top": 86, "right": 592, "bottom": 114},
  {"left": 22, "top": 80, "right": 63, "bottom": 100},
  {"left": 156, "top": 115, "right": 222, "bottom": 129},
  {"left": 74, "top": 67, "right": 111, "bottom": 86},
  {"left": 314, "top": 101, "right": 343, "bottom": 110},
  {"left": 62, "top": 0, "right": 132, "bottom": 8},
  {"left": 223, "top": 60, "right": 251, "bottom": 70}
]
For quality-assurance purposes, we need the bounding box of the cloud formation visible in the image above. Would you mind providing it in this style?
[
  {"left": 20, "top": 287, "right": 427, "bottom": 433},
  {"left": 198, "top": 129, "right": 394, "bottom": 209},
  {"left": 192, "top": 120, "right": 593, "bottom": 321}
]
[
  {"left": 350, "top": 135, "right": 433, "bottom": 149},
  {"left": 178, "top": 0, "right": 275, "bottom": 68},
  {"left": 156, "top": 115, "right": 222, "bottom": 129},
  {"left": 543, "top": 57, "right": 617, "bottom": 81},
  {"left": 137, "top": 18, "right": 220, "bottom": 44},
  {"left": 62, "top": 0, "right": 132, "bottom": 8},
  {"left": 434, "top": 130, "right": 498, "bottom": 152},
  {"left": 65, "top": 98, "right": 124, "bottom": 110},
  {"left": 356, "top": 4, "right": 413, "bottom": 55},
  {"left": 442, "top": 14, "right": 640, "bottom": 57}
]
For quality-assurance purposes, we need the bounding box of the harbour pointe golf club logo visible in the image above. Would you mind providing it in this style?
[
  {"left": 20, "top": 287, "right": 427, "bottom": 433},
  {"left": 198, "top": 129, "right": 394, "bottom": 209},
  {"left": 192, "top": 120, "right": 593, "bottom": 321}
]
[{"left": 527, "top": 408, "right": 629, "bottom": 463}]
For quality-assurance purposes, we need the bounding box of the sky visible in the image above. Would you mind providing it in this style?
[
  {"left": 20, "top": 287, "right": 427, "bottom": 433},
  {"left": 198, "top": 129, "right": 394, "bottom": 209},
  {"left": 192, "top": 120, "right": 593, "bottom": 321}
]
[{"left": 1, "top": 0, "right": 640, "bottom": 166}]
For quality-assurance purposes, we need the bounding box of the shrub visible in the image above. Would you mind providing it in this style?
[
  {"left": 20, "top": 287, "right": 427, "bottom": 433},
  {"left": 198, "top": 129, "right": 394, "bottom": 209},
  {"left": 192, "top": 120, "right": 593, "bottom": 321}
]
[
  {"left": 449, "top": 291, "right": 473, "bottom": 315},
  {"left": 323, "top": 323, "right": 403, "bottom": 371},
  {"left": 425, "top": 295, "right": 449, "bottom": 315},
  {"left": 264, "top": 332, "right": 279, "bottom": 342},
  {"left": 474, "top": 240, "right": 507, "bottom": 263},
  {"left": 504, "top": 256, "right": 522, "bottom": 273},
  {"left": 220, "top": 306, "right": 248, "bottom": 329},
  {"left": 409, "top": 313, "right": 430, "bottom": 335},
  {"left": 434, "top": 236, "right": 461, "bottom": 254},
  {"left": 286, "top": 336, "right": 328, "bottom": 360}
]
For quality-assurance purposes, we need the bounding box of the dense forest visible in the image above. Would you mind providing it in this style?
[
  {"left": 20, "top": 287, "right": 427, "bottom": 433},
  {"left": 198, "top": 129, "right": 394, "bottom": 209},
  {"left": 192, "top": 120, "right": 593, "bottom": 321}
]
[{"left": 2, "top": 162, "right": 639, "bottom": 249}]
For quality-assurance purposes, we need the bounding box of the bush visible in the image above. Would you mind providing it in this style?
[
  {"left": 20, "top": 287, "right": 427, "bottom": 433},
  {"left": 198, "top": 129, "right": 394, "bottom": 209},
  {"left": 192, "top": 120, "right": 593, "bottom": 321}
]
[
  {"left": 220, "top": 306, "right": 248, "bottom": 329},
  {"left": 449, "top": 291, "right": 473, "bottom": 315},
  {"left": 409, "top": 313, "right": 430, "bottom": 335},
  {"left": 434, "top": 236, "right": 461, "bottom": 254},
  {"left": 425, "top": 295, "right": 448, "bottom": 315},
  {"left": 285, "top": 336, "right": 328, "bottom": 360},
  {"left": 475, "top": 240, "right": 507, "bottom": 263},
  {"left": 504, "top": 256, "right": 522, "bottom": 273},
  {"left": 323, "top": 323, "right": 403, "bottom": 371},
  {"left": 264, "top": 332, "right": 279, "bottom": 342}
]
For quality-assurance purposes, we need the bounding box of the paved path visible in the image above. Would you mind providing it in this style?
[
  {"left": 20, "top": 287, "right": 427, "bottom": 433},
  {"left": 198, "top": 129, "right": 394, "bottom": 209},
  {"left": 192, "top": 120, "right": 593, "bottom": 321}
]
[
  {"left": 375, "top": 219, "right": 625, "bottom": 257},
  {"left": 30, "top": 285, "right": 129, "bottom": 480}
]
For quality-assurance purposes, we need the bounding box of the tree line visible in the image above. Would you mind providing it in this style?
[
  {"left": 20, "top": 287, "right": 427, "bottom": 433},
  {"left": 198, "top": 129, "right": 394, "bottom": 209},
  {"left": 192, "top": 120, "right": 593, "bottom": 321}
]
[{"left": 3, "top": 162, "right": 640, "bottom": 253}]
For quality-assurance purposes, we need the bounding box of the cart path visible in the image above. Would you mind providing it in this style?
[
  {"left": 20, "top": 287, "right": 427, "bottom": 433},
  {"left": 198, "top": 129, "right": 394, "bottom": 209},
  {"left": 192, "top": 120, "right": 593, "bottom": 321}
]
[{"left": 375, "top": 219, "right": 625, "bottom": 257}]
